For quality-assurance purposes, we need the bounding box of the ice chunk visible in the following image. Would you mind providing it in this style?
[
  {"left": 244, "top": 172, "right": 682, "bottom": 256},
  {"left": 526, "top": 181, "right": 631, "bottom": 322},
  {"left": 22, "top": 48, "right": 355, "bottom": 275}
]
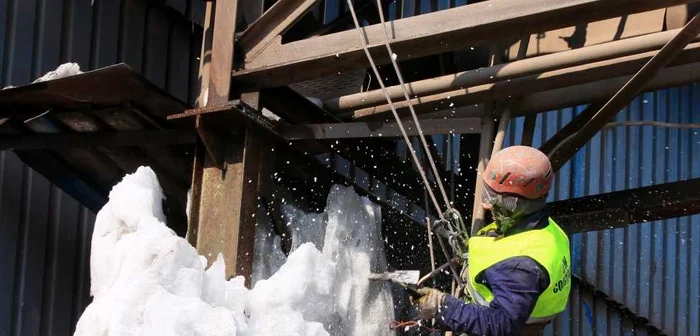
[
  {"left": 321, "top": 186, "right": 394, "bottom": 336},
  {"left": 251, "top": 206, "right": 287, "bottom": 285},
  {"left": 283, "top": 204, "right": 327, "bottom": 251}
]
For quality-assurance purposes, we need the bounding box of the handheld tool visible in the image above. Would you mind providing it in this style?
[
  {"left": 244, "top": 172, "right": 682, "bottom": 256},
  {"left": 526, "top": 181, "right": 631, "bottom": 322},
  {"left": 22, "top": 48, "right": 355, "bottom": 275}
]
[{"left": 369, "top": 270, "right": 425, "bottom": 299}]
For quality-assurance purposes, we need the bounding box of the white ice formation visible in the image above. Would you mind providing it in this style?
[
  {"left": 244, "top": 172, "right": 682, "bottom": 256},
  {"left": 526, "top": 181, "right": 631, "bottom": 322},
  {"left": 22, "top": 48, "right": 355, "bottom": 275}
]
[{"left": 74, "top": 167, "right": 394, "bottom": 336}]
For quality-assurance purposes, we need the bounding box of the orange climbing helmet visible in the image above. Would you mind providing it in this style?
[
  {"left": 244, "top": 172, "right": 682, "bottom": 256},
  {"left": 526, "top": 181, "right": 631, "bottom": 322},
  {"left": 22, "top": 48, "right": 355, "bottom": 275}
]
[{"left": 483, "top": 146, "right": 554, "bottom": 200}]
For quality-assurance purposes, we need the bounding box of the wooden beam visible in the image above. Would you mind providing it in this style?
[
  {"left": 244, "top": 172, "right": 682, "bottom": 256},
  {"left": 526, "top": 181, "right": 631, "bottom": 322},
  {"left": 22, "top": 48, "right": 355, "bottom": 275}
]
[
  {"left": 551, "top": 178, "right": 700, "bottom": 234},
  {"left": 546, "top": 13, "right": 700, "bottom": 172},
  {"left": 0, "top": 130, "right": 195, "bottom": 150},
  {"left": 277, "top": 118, "right": 480, "bottom": 140},
  {"left": 237, "top": 0, "right": 319, "bottom": 63},
  {"left": 233, "top": 0, "right": 699, "bottom": 86}
]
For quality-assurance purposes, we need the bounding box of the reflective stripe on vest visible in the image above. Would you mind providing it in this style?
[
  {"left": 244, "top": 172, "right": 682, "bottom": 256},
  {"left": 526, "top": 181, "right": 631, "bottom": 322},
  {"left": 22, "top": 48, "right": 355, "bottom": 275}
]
[{"left": 465, "top": 218, "right": 571, "bottom": 321}]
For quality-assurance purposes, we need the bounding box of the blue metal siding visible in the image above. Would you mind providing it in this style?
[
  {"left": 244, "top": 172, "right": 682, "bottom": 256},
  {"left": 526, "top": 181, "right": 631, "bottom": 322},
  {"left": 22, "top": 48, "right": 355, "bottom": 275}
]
[
  {"left": 504, "top": 84, "right": 700, "bottom": 335},
  {"left": 0, "top": 1, "right": 203, "bottom": 335}
]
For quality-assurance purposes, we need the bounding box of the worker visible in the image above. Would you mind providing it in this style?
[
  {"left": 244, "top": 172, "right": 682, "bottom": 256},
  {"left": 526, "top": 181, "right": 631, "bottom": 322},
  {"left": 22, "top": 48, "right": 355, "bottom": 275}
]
[{"left": 414, "top": 146, "right": 571, "bottom": 336}]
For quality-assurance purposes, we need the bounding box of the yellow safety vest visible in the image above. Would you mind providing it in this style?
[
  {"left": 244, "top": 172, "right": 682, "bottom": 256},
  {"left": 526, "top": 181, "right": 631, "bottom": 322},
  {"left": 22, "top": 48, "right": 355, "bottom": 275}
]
[{"left": 465, "top": 218, "right": 571, "bottom": 323}]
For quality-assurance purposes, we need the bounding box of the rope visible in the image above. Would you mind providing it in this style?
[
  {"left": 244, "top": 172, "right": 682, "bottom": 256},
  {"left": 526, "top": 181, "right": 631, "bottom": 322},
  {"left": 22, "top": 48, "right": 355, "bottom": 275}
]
[
  {"left": 346, "top": 0, "right": 465, "bottom": 287},
  {"left": 389, "top": 320, "right": 440, "bottom": 332},
  {"left": 344, "top": 0, "right": 446, "bottom": 218},
  {"left": 374, "top": 0, "right": 451, "bottom": 209}
]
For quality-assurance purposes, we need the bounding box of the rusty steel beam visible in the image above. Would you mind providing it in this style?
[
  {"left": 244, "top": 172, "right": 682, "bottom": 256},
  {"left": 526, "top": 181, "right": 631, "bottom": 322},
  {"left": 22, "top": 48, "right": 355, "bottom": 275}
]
[
  {"left": 520, "top": 113, "right": 537, "bottom": 146},
  {"left": 327, "top": 28, "right": 697, "bottom": 112},
  {"left": 551, "top": 178, "right": 700, "bottom": 234},
  {"left": 515, "top": 61, "right": 700, "bottom": 117},
  {"left": 241, "top": 0, "right": 265, "bottom": 29},
  {"left": 169, "top": 100, "right": 285, "bottom": 142},
  {"left": 412, "top": 60, "right": 700, "bottom": 125},
  {"left": 546, "top": 13, "right": 700, "bottom": 172},
  {"left": 232, "top": 0, "right": 699, "bottom": 86},
  {"left": 491, "top": 106, "right": 513, "bottom": 155},
  {"left": 189, "top": 0, "right": 267, "bottom": 286},
  {"left": 238, "top": 0, "right": 319, "bottom": 63},
  {"left": 349, "top": 41, "right": 700, "bottom": 120},
  {"left": 470, "top": 112, "right": 496, "bottom": 235},
  {"left": 260, "top": 86, "right": 433, "bottom": 206},
  {"left": 277, "top": 117, "right": 480, "bottom": 140},
  {"left": 0, "top": 130, "right": 195, "bottom": 150}
]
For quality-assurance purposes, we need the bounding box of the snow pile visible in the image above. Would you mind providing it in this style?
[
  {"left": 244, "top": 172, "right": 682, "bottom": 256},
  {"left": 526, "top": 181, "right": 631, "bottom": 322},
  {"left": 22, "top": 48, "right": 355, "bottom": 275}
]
[
  {"left": 2, "top": 62, "right": 83, "bottom": 90},
  {"left": 33, "top": 62, "right": 82, "bottom": 83},
  {"left": 75, "top": 167, "right": 394, "bottom": 336}
]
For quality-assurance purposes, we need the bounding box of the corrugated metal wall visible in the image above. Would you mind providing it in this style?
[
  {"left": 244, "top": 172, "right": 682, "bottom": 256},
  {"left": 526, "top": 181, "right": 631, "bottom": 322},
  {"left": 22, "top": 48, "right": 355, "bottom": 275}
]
[
  {"left": 504, "top": 84, "right": 700, "bottom": 335},
  {"left": 0, "top": 0, "right": 204, "bottom": 335},
  {"left": 0, "top": 151, "right": 95, "bottom": 336}
]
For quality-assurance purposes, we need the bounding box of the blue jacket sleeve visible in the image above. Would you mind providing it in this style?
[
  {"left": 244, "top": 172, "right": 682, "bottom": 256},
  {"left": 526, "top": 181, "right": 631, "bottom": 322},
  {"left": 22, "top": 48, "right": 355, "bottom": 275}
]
[{"left": 436, "top": 256, "right": 549, "bottom": 336}]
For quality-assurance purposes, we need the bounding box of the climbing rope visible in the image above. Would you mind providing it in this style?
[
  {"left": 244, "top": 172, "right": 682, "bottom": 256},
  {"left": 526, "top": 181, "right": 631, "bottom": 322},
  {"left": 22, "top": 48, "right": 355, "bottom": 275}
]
[
  {"left": 345, "top": 0, "right": 466, "bottom": 286},
  {"left": 373, "top": 0, "right": 451, "bottom": 211},
  {"left": 344, "top": 0, "right": 447, "bottom": 219}
]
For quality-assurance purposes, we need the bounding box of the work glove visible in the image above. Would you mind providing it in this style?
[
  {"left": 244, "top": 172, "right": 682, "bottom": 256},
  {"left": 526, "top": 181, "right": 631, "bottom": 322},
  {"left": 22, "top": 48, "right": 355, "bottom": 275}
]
[{"left": 413, "top": 287, "right": 446, "bottom": 320}]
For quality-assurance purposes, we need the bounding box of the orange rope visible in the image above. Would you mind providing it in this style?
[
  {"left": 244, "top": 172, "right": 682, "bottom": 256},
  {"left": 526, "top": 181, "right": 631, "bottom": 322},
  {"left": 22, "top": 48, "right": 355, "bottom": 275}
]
[{"left": 389, "top": 320, "right": 440, "bottom": 332}]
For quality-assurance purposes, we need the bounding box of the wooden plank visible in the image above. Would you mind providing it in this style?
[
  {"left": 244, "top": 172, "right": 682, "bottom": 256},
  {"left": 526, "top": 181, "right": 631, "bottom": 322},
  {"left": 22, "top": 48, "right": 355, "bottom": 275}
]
[
  {"left": 234, "top": 0, "right": 699, "bottom": 86},
  {"left": 277, "top": 118, "right": 481, "bottom": 140},
  {"left": 0, "top": 130, "right": 195, "bottom": 150},
  {"left": 551, "top": 178, "right": 700, "bottom": 234}
]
